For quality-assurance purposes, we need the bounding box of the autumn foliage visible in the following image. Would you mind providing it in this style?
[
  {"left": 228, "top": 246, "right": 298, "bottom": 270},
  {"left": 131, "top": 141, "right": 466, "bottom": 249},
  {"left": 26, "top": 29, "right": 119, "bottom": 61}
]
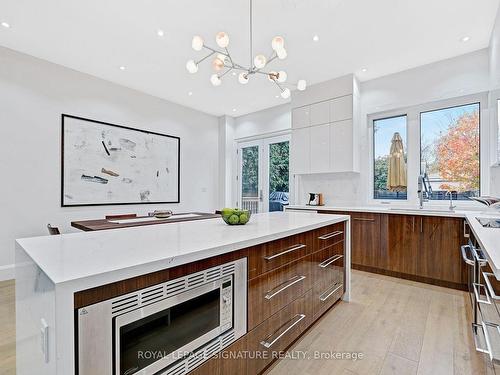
[{"left": 436, "top": 112, "right": 479, "bottom": 192}]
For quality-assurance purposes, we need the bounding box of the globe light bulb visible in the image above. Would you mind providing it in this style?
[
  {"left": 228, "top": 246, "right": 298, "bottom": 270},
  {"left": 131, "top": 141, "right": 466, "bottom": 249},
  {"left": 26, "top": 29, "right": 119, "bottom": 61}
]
[
  {"left": 277, "top": 71, "right": 287, "bottom": 83},
  {"left": 192, "top": 35, "right": 204, "bottom": 51},
  {"left": 212, "top": 57, "right": 224, "bottom": 71},
  {"left": 238, "top": 72, "right": 249, "bottom": 85},
  {"left": 216, "top": 32, "right": 229, "bottom": 48},
  {"left": 210, "top": 74, "right": 222, "bottom": 86},
  {"left": 186, "top": 60, "right": 198, "bottom": 74},
  {"left": 254, "top": 54, "right": 267, "bottom": 69},
  {"left": 280, "top": 88, "right": 291, "bottom": 99},
  {"left": 297, "top": 79, "right": 307, "bottom": 91},
  {"left": 277, "top": 48, "right": 287, "bottom": 60},
  {"left": 267, "top": 71, "right": 278, "bottom": 82},
  {"left": 271, "top": 36, "right": 285, "bottom": 51},
  {"left": 217, "top": 53, "right": 228, "bottom": 64}
]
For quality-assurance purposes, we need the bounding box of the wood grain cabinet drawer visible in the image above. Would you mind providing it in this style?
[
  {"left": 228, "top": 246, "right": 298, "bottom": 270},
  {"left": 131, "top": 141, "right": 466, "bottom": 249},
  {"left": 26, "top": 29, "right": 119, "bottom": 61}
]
[
  {"left": 248, "top": 232, "right": 312, "bottom": 279},
  {"left": 187, "top": 336, "right": 248, "bottom": 375},
  {"left": 248, "top": 257, "right": 312, "bottom": 329},
  {"left": 247, "top": 290, "right": 312, "bottom": 375},
  {"left": 311, "top": 241, "right": 344, "bottom": 289},
  {"left": 313, "top": 222, "right": 345, "bottom": 251},
  {"left": 311, "top": 279, "right": 344, "bottom": 319}
]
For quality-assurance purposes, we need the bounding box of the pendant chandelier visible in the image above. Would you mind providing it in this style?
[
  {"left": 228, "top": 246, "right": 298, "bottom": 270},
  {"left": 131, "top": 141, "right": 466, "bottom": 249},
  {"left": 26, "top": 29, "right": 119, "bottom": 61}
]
[{"left": 185, "top": 0, "right": 307, "bottom": 99}]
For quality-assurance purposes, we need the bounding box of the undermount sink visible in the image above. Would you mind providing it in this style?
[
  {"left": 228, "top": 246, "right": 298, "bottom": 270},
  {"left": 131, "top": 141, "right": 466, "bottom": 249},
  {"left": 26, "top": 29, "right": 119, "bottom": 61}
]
[{"left": 389, "top": 207, "right": 455, "bottom": 213}]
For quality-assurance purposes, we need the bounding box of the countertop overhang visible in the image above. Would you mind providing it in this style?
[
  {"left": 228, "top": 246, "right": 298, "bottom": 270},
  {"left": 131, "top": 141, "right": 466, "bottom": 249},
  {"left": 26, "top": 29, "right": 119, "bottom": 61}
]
[{"left": 16, "top": 212, "right": 349, "bottom": 285}]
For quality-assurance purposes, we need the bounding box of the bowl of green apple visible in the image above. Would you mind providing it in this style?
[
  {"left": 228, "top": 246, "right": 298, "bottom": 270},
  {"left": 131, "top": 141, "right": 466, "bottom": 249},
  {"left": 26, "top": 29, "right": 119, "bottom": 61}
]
[{"left": 220, "top": 208, "right": 251, "bottom": 225}]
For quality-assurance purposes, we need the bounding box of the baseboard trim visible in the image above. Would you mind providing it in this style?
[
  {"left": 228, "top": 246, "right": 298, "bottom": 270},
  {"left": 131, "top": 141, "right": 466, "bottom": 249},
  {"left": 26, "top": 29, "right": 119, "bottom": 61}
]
[{"left": 0, "top": 264, "right": 14, "bottom": 281}]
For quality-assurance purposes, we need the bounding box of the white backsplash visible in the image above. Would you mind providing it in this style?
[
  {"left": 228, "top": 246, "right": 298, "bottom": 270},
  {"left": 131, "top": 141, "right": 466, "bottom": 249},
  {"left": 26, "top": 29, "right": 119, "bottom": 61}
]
[{"left": 294, "top": 172, "right": 362, "bottom": 206}]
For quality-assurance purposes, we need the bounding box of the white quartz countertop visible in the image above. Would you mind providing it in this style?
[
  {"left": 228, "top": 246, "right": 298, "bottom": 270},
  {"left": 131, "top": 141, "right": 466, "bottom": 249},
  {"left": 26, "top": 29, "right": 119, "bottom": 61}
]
[
  {"left": 465, "top": 213, "right": 500, "bottom": 279},
  {"left": 16, "top": 212, "right": 348, "bottom": 285},
  {"left": 286, "top": 204, "right": 483, "bottom": 218}
]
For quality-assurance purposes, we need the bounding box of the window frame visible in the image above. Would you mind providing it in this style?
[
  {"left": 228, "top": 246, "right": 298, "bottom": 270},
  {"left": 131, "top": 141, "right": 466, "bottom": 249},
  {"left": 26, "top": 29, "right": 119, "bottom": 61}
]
[
  {"left": 372, "top": 114, "right": 409, "bottom": 201},
  {"left": 419, "top": 102, "right": 481, "bottom": 201},
  {"left": 368, "top": 92, "right": 489, "bottom": 207}
]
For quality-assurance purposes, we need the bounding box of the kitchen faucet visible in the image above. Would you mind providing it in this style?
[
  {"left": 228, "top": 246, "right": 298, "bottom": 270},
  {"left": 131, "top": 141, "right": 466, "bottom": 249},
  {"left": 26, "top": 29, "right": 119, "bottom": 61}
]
[
  {"left": 446, "top": 191, "right": 456, "bottom": 211},
  {"left": 417, "top": 174, "right": 429, "bottom": 209}
]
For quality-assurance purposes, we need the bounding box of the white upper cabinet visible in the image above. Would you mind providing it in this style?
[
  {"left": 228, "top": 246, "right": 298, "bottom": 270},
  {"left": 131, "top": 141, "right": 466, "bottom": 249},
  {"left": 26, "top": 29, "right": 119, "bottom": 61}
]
[
  {"left": 330, "top": 95, "right": 353, "bottom": 122},
  {"left": 309, "top": 100, "right": 331, "bottom": 126},
  {"left": 310, "top": 124, "right": 330, "bottom": 173},
  {"left": 292, "top": 106, "right": 310, "bottom": 129},
  {"left": 330, "top": 120, "right": 353, "bottom": 172},
  {"left": 290, "top": 74, "right": 359, "bottom": 175},
  {"left": 291, "top": 127, "right": 311, "bottom": 174}
]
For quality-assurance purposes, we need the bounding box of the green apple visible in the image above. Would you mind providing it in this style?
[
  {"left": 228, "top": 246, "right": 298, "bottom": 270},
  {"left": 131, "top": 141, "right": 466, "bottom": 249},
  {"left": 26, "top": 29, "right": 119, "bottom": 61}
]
[
  {"left": 228, "top": 214, "right": 240, "bottom": 225},
  {"left": 239, "top": 213, "right": 249, "bottom": 224}
]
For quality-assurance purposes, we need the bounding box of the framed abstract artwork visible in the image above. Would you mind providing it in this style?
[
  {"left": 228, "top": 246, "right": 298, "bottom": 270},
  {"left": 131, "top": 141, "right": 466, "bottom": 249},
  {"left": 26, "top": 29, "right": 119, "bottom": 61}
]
[{"left": 61, "top": 114, "right": 180, "bottom": 206}]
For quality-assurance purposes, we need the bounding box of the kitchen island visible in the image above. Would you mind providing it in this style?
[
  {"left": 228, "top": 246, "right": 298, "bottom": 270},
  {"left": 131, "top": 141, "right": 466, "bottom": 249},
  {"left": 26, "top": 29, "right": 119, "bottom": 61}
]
[{"left": 15, "top": 211, "right": 350, "bottom": 375}]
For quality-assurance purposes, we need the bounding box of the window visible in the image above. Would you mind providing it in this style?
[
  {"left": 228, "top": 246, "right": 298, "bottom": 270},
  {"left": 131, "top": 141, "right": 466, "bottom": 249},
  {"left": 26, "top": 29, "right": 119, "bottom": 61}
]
[
  {"left": 420, "top": 103, "right": 480, "bottom": 200},
  {"left": 373, "top": 115, "right": 408, "bottom": 199}
]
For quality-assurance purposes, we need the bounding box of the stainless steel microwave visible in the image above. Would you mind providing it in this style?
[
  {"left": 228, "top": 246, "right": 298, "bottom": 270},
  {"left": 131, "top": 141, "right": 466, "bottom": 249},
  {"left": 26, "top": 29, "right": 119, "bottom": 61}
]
[{"left": 77, "top": 258, "right": 247, "bottom": 375}]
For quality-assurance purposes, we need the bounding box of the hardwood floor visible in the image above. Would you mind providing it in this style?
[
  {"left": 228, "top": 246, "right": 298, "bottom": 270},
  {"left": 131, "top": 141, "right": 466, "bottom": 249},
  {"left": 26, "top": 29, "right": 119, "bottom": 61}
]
[
  {"left": 267, "top": 270, "right": 497, "bottom": 375},
  {"left": 0, "top": 280, "right": 15, "bottom": 375},
  {"left": 0, "top": 271, "right": 495, "bottom": 375}
]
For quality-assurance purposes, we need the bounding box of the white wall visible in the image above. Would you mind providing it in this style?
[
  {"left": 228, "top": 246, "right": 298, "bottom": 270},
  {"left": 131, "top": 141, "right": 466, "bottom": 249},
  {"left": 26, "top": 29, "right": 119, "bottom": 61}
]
[
  {"left": 234, "top": 103, "right": 291, "bottom": 140},
  {"left": 0, "top": 47, "right": 220, "bottom": 280}
]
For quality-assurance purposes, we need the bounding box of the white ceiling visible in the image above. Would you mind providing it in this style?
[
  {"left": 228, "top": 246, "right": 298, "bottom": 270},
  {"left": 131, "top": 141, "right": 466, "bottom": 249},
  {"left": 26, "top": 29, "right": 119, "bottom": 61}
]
[{"left": 0, "top": 0, "right": 499, "bottom": 117}]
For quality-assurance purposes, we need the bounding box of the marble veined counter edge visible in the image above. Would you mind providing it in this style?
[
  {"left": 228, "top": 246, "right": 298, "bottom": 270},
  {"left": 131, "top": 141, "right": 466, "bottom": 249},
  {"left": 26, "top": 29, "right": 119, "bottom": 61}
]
[{"left": 15, "top": 211, "right": 349, "bottom": 288}]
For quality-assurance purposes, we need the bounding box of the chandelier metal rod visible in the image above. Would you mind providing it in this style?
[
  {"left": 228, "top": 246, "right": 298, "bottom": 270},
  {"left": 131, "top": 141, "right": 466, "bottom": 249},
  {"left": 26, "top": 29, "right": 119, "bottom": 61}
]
[
  {"left": 250, "top": 0, "right": 253, "bottom": 69},
  {"left": 195, "top": 51, "right": 216, "bottom": 65}
]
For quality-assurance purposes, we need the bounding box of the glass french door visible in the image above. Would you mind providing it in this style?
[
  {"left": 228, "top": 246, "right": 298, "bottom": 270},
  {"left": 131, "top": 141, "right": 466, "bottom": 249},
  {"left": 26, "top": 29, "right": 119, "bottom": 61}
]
[{"left": 238, "top": 135, "right": 290, "bottom": 213}]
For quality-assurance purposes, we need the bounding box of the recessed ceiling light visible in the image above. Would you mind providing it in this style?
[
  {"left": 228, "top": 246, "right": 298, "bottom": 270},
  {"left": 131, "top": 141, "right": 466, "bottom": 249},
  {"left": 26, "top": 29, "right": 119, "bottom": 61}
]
[
  {"left": 1, "top": 21, "right": 10, "bottom": 29},
  {"left": 188, "top": 91, "right": 193, "bottom": 96},
  {"left": 157, "top": 29, "right": 165, "bottom": 37},
  {"left": 275, "top": 95, "right": 280, "bottom": 98},
  {"left": 461, "top": 36, "right": 470, "bottom": 42},
  {"left": 232, "top": 72, "right": 237, "bottom": 76},
  {"left": 361, "top": 68, "right": 367, "bottom": 72},
  {"left": 312, "top": 35, "right": 319, "bottom": 42},
  {"left": 232, "top": 108, "right": 237, "bottom": 112},
  {"left": 119, "top": 66, "right": 126, "bottom": 70}
]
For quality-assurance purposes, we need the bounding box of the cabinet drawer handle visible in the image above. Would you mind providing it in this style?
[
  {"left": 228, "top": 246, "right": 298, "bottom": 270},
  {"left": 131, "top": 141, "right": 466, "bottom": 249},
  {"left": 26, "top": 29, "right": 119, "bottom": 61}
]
[
  {"left": 319, "top": 283, "right": 343, "bottom": 302},
  {"left": 461, "top": 245, "right": 475, "bottom": 266},
  {"left": 483, "top": 273, "right": 500, "bottom": 301},
  {"left": 260, "top": 313, "right": 306, "bottom": 349},
  {"left": 472, "top": 244, "right": 487, "bottom": 265},
  {"left": 473, "top": 283, "right": 491, "bottom": 305},
  {"left": 472, "top": 323, "right": 492, "bottom": 356},
  {"left": 263, "top": 244, "right": 306, "bottom": 261},
  {"left": 265, "top": 275, "right": 306, "bottom": 300},
  {"left": 319, "top": 254, "right": 343, "bottom": 268},
  {"left": 318, "top": 231, "right": 343, "bottom": 240},
  {"left": 353, "top": 218, "right": 375, "bottom": 222}
]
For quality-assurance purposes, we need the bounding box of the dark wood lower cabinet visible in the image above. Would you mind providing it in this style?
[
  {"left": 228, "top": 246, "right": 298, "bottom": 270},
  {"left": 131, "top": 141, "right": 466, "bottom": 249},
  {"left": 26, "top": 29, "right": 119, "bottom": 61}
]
[
  {"left": 385, "top": 214, "right": 418, "bottom": 275},
  {"left": 187, "top": 223, "right": 346, "bottom": 375},
  {"left": 350, "top": 212, "right": 381, "bottom": 268},
  {"left": 246, "top": 290, "right": 313, "bottom": 375},
  {"left": 417, "top": 216, "right": 467, "bottom": 284},
  {"left": 188, "top": 336, "right": 248, "bottom": 375},
  {"left": 322, "top": 210, "right": 468, "bottom": 290}
]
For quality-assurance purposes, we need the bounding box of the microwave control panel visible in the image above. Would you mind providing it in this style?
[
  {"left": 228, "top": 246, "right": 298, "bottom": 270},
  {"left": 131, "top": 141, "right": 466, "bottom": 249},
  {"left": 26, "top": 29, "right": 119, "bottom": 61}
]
[{"left": 220, "top": 277, "right": 233, "bottom": 331}]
